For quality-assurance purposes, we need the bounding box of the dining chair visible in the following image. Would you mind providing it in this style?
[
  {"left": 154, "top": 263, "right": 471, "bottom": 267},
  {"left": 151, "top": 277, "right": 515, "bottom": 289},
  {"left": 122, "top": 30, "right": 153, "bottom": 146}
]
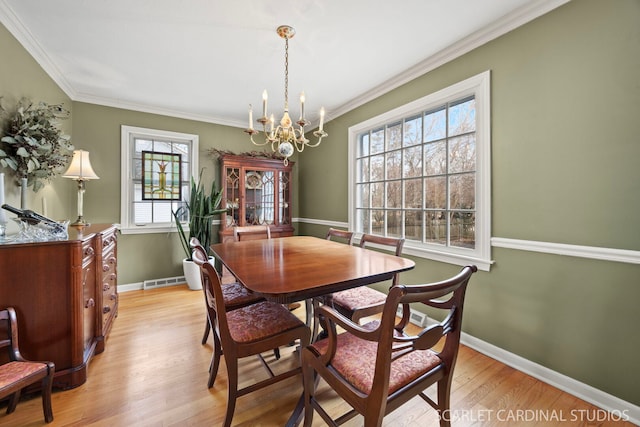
[
  {"left": 302, "top": 265, "right": 477, "bottom": 427},
  {"left": 192, "top": 248, "right": 311, "bottom": 427},
  {"left": 325, "top": 227, "right": 355, "bottom": 245},
  {"left": 233, "top": 224, "right": 271, "bottom": 241},
  {"left": 191, "top": 238, "right": 265, "bottom": 349},
  {"left": 328, "top": 234, "right": 405, "bottom": 323},
  {"left": 0, "top": 307, "right": 55, "bottom": 423}
]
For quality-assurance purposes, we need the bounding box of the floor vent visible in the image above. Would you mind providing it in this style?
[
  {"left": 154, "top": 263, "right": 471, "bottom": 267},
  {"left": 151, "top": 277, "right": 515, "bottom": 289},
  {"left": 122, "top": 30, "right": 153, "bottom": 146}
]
[
  {"left": 143, "top": 276, "right": 186, "bottom": 290},
  {"left": 396, "top": 306, "right": 429, "bottom": 327}
]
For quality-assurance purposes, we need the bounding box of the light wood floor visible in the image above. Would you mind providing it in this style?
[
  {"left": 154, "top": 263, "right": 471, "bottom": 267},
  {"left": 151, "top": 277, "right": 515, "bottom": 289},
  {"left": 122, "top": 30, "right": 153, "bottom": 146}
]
[{"left": 1, "top": 285, "right": 633, "bottom": 426}]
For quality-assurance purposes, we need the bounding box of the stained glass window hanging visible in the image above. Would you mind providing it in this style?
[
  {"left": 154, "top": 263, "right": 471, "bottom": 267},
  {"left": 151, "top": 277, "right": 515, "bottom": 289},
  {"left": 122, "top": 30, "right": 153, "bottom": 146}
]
[{"left": 141, "top": 151, "right": 182, "bottom": 200}]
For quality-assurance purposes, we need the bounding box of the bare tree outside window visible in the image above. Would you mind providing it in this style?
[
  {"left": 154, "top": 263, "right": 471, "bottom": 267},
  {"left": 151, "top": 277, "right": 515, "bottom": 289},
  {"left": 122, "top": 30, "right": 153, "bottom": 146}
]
[{"left": 355, "top": 96, "right": 476, "bottom": 249}]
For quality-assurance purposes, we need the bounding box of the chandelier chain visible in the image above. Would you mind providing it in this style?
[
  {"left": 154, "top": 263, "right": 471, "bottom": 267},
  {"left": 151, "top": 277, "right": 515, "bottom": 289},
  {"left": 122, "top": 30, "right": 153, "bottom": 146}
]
[{"left": 284, "top": 37, "right": 289, "bottom": 110}]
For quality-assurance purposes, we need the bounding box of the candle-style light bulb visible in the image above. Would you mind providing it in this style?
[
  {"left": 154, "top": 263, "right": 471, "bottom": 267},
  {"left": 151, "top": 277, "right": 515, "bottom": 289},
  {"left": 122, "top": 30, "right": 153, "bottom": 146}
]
[
  {"left": 299, "top": 92, "right": 305, "bottom": 120},
  {"left": 319, "top": 107, "right": 325, "bottom": 131},
  {"left": 262, "top": 90, "right": 268, "bottom": 117},
  {"left": 248, "top": 104, "right": 253, "bottom": 129}
]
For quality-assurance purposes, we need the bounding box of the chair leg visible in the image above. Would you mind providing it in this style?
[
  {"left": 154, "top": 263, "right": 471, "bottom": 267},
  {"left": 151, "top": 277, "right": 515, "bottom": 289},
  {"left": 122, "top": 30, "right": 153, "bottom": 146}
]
[
  {"left": 202, "top": 318, "right": 211, "bottom": 345},
  {"left": 208, "top": 332, "right": 223, "bottom": 388},
  {"left": 42, "top": 368, "right": 54, "bottom": 423},
  {"left": 437, "top": 377, "right": 452, "bottom": 427},
  {"left": 273, "top": 347, "right": 281, "bottom": 360},
  {"left": 224, "top": 359, "right": 239, "bottom": 427},
  {"left": 6, "top": 390, "right": 21, "bottom": 414}
]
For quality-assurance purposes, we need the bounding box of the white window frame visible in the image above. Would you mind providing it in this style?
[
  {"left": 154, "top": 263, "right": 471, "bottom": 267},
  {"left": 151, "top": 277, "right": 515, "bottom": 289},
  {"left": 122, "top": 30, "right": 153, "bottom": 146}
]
[
  {"left": 348, "top": 70, "right": 492, "bottom": 271},
  {"left": 120, "top": 125, "right": 199, "bottom": 234}
]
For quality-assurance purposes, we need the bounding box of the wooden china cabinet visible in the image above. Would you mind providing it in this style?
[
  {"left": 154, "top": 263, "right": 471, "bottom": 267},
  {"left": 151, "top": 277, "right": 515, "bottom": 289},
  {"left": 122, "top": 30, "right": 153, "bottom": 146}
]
[{"left": 218, "top": 154, "right": 294, "bottom": 242}]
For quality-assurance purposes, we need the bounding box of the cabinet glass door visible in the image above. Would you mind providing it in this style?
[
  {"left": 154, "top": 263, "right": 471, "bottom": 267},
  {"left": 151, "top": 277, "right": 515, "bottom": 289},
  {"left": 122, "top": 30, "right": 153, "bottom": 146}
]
[{"left": 245, "top": 169, "right": 275, "bottom": 225}]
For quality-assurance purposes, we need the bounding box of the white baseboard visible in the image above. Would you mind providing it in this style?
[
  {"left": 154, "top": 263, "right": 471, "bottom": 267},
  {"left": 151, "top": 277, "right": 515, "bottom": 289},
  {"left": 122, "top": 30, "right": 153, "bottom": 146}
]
[
  {"left": 461, "top": 332, "right": 639, "bottom": 425},
  {"left": 118, "top": 277, "right": 186, "bottom": 293}
]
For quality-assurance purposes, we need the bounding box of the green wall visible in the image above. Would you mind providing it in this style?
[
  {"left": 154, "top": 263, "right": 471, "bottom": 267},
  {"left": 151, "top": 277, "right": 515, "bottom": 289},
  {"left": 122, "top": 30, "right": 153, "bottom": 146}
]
[
  {"left": 71, "top": 102, "right": 300, "bottom": 284},
  {"left": 297, "top": 0, "right": 640, "bottom": 405},
  {"left": 0, "top": 23, "right": 74, "bottom": 227},
  {"left": 1, "top": 0, "right": 638, "bottom": 408}
]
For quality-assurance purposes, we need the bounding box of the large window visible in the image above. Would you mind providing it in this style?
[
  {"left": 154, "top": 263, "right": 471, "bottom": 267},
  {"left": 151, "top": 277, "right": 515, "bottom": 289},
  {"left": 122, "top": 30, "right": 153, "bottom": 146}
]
[
  {"left": 120, "top": 126, "right": 198, "bottom": 234},
  {"left": 349, "top": 71, "right": 492, "bottom": 270}
]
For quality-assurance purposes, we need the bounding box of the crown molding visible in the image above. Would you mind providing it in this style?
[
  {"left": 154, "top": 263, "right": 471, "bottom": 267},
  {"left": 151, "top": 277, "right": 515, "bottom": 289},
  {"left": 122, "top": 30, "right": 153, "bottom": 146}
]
[
  {"left": 0, "top": 0, "right": 77, "bottom": 98},
  {"left": 0, "top": 0, "right": 570, "bottom": 127},
  {"left": 329, "top": 0, "right": 571, "bottom": 122}
]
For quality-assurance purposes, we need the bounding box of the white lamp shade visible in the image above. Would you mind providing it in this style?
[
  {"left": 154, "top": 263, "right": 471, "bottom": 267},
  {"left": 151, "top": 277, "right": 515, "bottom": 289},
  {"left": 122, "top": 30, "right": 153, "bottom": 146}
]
[{"left": 63, "top": 150, "right": 100, "bottom": 180}]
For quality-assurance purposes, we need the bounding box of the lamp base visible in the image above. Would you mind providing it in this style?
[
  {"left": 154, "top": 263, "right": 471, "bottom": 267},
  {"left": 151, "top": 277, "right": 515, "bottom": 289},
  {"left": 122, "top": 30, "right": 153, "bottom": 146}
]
[{"left": 71, "top": 217, "right": 90, "bottom": 227}]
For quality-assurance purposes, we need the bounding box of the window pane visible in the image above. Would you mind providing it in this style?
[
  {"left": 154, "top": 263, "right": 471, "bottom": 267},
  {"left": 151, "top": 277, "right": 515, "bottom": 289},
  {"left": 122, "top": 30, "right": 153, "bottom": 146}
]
[
  {"left": 424, "top": 106, "right": 446, "bottom": 142},
  {"left": 449, "top": 134, "right": 476, "bottom": 173},
  {"left": 424, "top": 141, "right": 446, "bottom": 176},
  {"left": 134, "top": 201, "right": 152, "bottom": 223},
  {"left": 449, "top": 173, "right": 475, "bottom": 210},
  {"left": 359, "top": 133, "right": 369, "bottom": 157},
  {"left": 425, "top": 176, "right": 446, "bottom": 209},
  {"left": 402, "top": 145, "right": 422, "bottom": 178},
  {"left": 425, "top": 211, "right": 446, "bottom": 245},
  {"left": 357, "top": 158, "right": 370, "bottom": 183},
  {"left": 386, "top": 150, "right": 401, "bottom": 180},
  {"left": 371, "top": 182, "right": 384, "bottom": 208},
  {"left": 387, "top": 211, "right": 402, "bottom": 237},
  {"left": 403, "top": 115, "right": 422, "bottom": 147},
  {"left": 135, "top": 139, "right": 153, "bottom": 153},
  {"left": 404, "top": 210, "right": 422, "bottom": 241},
  {"left": 386, "top": 122, "right": 402, "bottom": 150},
  {"left": 152, "top": 201, "right": 173, "bottom": 223},
  {"left": 450, "top": 211, "right": 475, "bottom": 249},
  {"left": 449, "top": 97, "right": 476, "bottom": 136},
  {"left": 357, "top": 183, "right": 370, "bottom": 208},
  {"left": 370, "top": 155, "right": 384, "bottom": 181},
  {"left": 357, "top": 209, "right": 370, "bottom": 234},
  {"left": 371, "top": 128, "right": 384, "bottom": 154},
  {"left": 372, "top": 210, "right": 385, "bottom": 234},
  {"left": 404, "top": 178, "right": 422, "bottom": 209},
  {"left": 386, "top": 181, "right": 401, "bottom": 208}
]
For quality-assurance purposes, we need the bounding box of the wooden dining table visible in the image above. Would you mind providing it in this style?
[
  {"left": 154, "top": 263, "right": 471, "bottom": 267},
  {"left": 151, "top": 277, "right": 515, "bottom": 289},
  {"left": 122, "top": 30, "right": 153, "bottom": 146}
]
[
  {"left": 210, "top": 235, "right": 415, "bottom": 426},
  {"left": 210, "top": 235, "right": 416, "bottom": 304}
]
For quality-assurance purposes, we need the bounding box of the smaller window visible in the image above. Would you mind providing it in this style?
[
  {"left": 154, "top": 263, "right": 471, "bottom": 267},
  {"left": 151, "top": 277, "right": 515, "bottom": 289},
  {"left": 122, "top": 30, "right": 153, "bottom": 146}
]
[{"left": 120, "top": 126, "right": 199, "bottom": 234}]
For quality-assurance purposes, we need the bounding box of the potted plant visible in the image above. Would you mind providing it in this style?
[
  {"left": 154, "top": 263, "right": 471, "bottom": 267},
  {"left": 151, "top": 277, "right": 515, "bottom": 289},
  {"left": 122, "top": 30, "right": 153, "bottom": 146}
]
[
  {"left": 0, "top": 98, "right": 74, "bottom": 205},
  {"left": 172, "top": 171, "right": 226, "bottom": 290}
]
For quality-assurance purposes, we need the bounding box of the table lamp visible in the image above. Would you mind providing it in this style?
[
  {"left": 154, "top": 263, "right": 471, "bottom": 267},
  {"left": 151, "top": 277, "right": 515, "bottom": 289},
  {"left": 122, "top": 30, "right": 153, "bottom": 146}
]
[{"left": 62, "top": 150, "right": 100, "bottom": 226}]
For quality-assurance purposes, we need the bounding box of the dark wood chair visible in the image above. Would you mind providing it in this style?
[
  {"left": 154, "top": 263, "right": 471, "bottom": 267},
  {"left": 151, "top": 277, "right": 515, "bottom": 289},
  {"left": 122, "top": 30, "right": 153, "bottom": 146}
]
[
  {"left": 192, "top": 248, "right": 311, "bottom": 427},
  {"left": 329, "top": 234, "right": 405, "bottom": 323},
  {"left": 0, "top": 307, "right": 55, "bottom": 423},
  {"left": 191, "top": 238, "right": 264, "bottom": 348},
  {"left": 233, "top": 224, "right": 271, "bottom": 241},
  {"left": 302, "top": 265, "right": 477, "bottom": 427},
  {"left": 325, "top": 227, "right": 354, "bottom": 245}
]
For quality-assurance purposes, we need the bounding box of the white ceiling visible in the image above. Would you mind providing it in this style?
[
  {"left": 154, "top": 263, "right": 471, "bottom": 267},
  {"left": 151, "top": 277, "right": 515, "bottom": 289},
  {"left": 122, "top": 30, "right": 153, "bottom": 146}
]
[{"left": 0, "top": 0, "right": 567, "bottom": 129}]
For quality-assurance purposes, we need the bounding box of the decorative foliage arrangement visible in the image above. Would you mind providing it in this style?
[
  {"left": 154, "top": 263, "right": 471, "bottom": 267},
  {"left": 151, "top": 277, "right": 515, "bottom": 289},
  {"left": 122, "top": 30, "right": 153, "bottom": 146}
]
[
  {"left": 172, "top": 170, "right": 227, "bottom": 260},
  {"left": 0, "top": 97, "right": 74, "bottom": 191},
  {"left": 208, "top": 148, "right": 284, "bottom": 161}
]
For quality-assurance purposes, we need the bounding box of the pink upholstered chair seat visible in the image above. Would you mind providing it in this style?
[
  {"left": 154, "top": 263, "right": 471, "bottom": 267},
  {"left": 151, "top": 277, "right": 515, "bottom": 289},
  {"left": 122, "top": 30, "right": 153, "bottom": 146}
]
[
  {"left": 221, "top": 281, "right": 263, "bottom": 308},
  {"left": 311, "top": 320, "right": 442, "bottom": 395},
  {"left": 227, "top": 301, "right": 305, "bottom": 343},
  {"left": 0, "top": 361, "right": 49, "bottom": 391},
  {"left": 330, "top": 286, "right": 386, "bottom": 311}
]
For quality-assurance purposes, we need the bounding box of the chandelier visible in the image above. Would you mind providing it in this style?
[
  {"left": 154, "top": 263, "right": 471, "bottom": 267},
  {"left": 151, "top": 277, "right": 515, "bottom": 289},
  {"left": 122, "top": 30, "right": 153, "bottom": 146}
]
[{"left": 244, "top": 25, "right": 327, "bottom": 165}]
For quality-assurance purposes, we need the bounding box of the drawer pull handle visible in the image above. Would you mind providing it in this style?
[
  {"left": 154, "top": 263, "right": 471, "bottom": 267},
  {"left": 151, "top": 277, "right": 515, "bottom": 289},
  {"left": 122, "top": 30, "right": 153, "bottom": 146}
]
[
  {"left": 103, "top": 284, "right": 110, "bottom": 291},
  {"left": 85, "top": 298, "right": 95, "bottom": 308},
  {"left": 110, "top": 294, "right": 117, "bottom": 301},
  {"left": 102, "top": 264, "right": 110, "bottom": 272},
  {"left": 103, "top": 306, "right": 111, "bottom": 314}
]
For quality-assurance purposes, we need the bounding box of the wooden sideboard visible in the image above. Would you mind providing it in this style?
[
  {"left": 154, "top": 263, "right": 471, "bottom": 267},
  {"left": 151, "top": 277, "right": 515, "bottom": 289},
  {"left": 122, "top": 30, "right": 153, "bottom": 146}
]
[{"left": 0, "top": 223, "right": 118, "bottom": 389}]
